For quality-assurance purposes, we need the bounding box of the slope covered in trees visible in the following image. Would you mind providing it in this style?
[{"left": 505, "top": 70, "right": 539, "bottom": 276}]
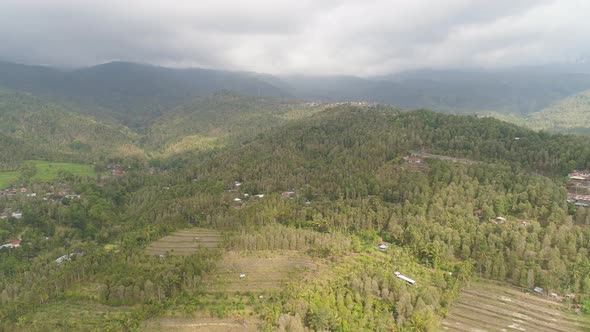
[
  {"left": 1, "top": 104, "right": 589, "bottom": 331},
  {"left": 487, "top": 89, "right": 590, "bottom": 135},
  {"left": 0, "top": 61, "right": 290, "bottom": 128},
  {"left": 0, "top": 89, "right": 142, "bottom": 168}
]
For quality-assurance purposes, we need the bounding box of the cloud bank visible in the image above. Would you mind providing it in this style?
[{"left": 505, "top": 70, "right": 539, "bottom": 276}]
[{"left": 2, "top": 0, "right": 589, "bottom": 75}]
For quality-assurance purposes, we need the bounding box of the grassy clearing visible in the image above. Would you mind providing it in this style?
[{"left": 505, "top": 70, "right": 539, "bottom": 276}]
[
  {"left": 0, "top": 160, "right": 96, "bottom": 188},
  {"left": 145, "top": 228, "right": 222, "bottom": 256},
  {"left": 442, "top": 279, "right": 590, "bottom": 332},
  {"left": 162, "top": 135, "right": 222, "bottom": 157},
  {"left": 203, "top": 250, "right": 318, "bottom": 293}
]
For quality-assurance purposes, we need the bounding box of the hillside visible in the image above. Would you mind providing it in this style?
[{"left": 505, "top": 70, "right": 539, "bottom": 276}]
[
  {"left": 0, "top": 61, "right": 290, "bottom": 128},
  {"left": 3, "top": 61, "right": 590, "bottom": 130},
  {"left": 0, "top": 89, "right": 142, "bottom": 165},
  {"left": 486, "top": 89, "right": 590, "bottom": 135},
  {"left": 145, "top": 93, "right": 322, "bottom": 155},
  {"left": 527, "top": 89, "right": 590, "bottom": 133},
  {"left": 2, "top": 105, "right": 590, "bottom": 331}
]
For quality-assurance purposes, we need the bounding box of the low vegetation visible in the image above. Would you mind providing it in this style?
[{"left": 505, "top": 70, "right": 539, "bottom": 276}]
[{"left": 0, "top": 160, "right": 96, "bottom": 188}]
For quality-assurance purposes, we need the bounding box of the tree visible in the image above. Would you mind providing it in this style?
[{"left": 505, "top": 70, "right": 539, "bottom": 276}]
[{"left": 18, "top": 162, "right": 37, "bottom": 184}]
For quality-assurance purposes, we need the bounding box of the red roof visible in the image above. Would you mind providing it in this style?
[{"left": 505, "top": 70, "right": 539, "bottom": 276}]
[{"left": 11, "top": 240, "right": 21, "bottom": 246}]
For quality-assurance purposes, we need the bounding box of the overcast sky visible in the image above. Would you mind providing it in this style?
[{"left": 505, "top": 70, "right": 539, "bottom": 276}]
[{"left": 1, "top": 0, "right": 589, "bottom": 75}]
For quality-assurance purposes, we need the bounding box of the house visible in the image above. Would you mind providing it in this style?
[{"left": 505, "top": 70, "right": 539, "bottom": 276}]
[
  {"left": 403, "top": 156, "right": 423, "bottom": 164},
  {"left": 378, "top": 242, "right": 389, "bottom": 250},
  {"left": 495, "top": 216, "right": 507, "bottom": 223},
  {"left": 533, "top": 287, "right": 545, "bottom": 295},
  {"left": 233, "top": 198, "right": 242, "bottom": 203},
  {"left": 0, "top": 240, "right": 21, "bottom": 249},
  {"left": 11, "top": 212, "right": 22, "bottom": 219},
  {"left": 394, "top": 271, "right": 416, "bottom": 285},
  {"left": 55, "top": 253, "right": 74, "bottom": 264},
  {"left": 234, "top": 181, "right": 242, "bottom": 187},
  {"left": 65, "top": 194, "right": 81, "bottom": 199},
  {"left": 282, "top": 191, "right": 296, "bottom": 198},
  {"left": 254, "top": 194, "right": 264, "bottom": 198},
  {"left": 239, "top": 273, "right": 246, "bottom": 279}
]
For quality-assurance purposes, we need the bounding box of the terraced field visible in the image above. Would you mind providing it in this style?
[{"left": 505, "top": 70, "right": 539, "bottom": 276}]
[
  {"left": 145, "top": 228, "right": 222, "bottom": 256},
  {"left": 443, "top": 279, "right": 590, "bottom": 332},
  {"left": 143, "top": 316, "right": 260, "bottom": 332},
  {"left": 15, "top": 300, "right": 132, "bottom": 331},
  {"left": 203, "top": 250, "right": 318, "bottom": 292}
]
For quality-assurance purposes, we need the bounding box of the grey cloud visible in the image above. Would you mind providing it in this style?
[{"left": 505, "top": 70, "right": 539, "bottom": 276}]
[{"left": 0, "top": 0, "right": 588, "bottom": 75}]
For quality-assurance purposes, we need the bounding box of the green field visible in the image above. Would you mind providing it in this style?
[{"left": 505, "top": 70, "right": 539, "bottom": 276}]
[{"left": 0, "top": 161, "right": 96, "bottom": 188}]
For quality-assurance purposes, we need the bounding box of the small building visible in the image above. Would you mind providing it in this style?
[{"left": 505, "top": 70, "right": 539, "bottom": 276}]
[
  {"left": 282, "top": 191, "right": 296, "bottom": 198},
  {"left": 233, "top": 198, "right": 242, "bottom": 203},
  {"left": 255, "top": 194, "right": 264, "bottom": 198},
  {"left": 394, "top": 271, "right": 416, "bottom": 285},
  {"left": 533, "top": 287, "right": 545, "bottom": 295},
  {"left": 1, "top": 240, "right": 21, "bottom": 249},
  {"left": 239, "top": 273, "right": 246, "bottom": 279},
  {"left": 403, "top": 156, "right": 424, "bottom": 164},
  {"left": 495, "top": 216, "right": 507, "bottom": 223},
  {"left": 378, "top": 242, "right": 389, "bottom": 250},
  {"left": 11, "top": 212, "right": 22, "bottom": 219}
]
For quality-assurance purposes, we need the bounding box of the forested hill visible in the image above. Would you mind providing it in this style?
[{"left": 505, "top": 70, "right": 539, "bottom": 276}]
[
  {"left": 188, "top": 106, "right": 590, "bottom": 189},
  {"left": 0, "top": 61, "right": 290, "bottom": 128},
  {"left": 0, "top": 89, "right": 141, "bottom": 168},
  {"left": 144, "top": 93, "right": 322, "bottom": 153},
  {"left": 4, "top": 61, "right": 590, "bottom": 130},
  {"left": 2, "top": 103, "right": 590, "bottom": 331}
]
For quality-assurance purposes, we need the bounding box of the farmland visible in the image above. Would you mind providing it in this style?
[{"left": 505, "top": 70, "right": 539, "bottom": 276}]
[
  {"left": 203, "top": 250, "right": 318, "bottom": 293},
  {"left": 0, "top": 160, "right": 96, "bottom": 188},
  {"left": 442, "top": 279, "right": 590, "bottom": 332},
  {"left": 13, "top": 300, "right": 132, "bottom": 331},
  {"left": 145, "top": 228, "right": 222, "bottom": 256}
]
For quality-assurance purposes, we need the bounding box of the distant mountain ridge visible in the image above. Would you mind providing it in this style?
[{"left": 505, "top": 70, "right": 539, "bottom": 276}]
[
  {"left": 0, "top": 61, "right": 290, "bottom": 128},
  {"left": 2, "top": 60, "right": 590, "bottom": 135},
  {"left": 3, "top": 61, "right": 590, "bottom": 120}
]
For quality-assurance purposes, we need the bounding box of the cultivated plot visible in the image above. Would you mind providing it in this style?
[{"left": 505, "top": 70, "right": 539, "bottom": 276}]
[
  {"left": 203, "top": 251, "right": 318, "bottom": 293},
  {"left": 442, "top": 279, "right": 590, "bottom": 332},
  {"left": 145, "top": 228, "right": 221, "bottom": 256}
]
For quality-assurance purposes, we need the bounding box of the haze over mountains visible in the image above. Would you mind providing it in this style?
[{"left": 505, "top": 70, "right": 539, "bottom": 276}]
[{"left": 2, "top": 60, "right": 590, "bottom": 130}]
